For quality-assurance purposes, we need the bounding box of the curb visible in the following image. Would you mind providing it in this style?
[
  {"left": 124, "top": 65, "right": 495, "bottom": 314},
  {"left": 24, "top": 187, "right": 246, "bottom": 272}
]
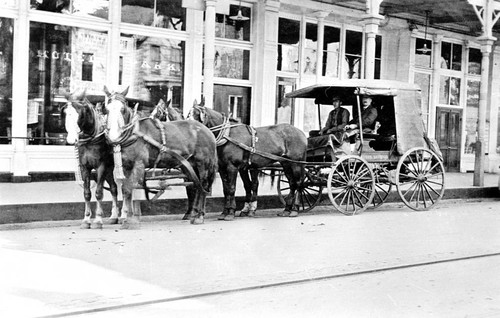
[{"left": 1, "top": 187, "right": 498, "bottom": 225}]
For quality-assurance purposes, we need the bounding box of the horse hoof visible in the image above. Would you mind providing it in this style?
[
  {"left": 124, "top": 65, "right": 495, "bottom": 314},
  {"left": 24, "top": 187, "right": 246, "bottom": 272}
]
[
  {"left": 238, "top": 212, "right": 249, "bottom": 217},
  {"left": 218, "top": 213, "right": 227, "bottom": 220},
  {"left": 190, "top": 216, "right": 204, "bottom": 225},
  {"left": 182, "top": 214, "right": 190, "bottom": 221},
  {"left": 80, "top": 222, "right": 91, "bottom": 229},
  {"left": 224, "top": 214, "right": 235, "bottom": 221},
  {"left": 120, "top": 220, "right": 140, "bottom": 230},
  {"left": 288, "top": 211, "right": 299, "bottom": 217},
  {"left": 106, "top": 218, "right": 119, "bottom": 225},
  {"left": 92, "top": 222, "right": 103, "bottom": 230},
  {"left": 248, "top": 211, "right": 256, "bottom": 217},
  {"left": 277, "top": 211, "right": 291, "bottom": 217},
  {"left": 118, "top": 218, "right": 127, "bottom": 224}
]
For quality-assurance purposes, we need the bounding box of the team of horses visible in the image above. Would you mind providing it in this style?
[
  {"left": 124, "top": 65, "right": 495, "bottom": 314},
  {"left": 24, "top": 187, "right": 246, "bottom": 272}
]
[{"left": 63, "top": 87, "right": 307, "bottom": 229}]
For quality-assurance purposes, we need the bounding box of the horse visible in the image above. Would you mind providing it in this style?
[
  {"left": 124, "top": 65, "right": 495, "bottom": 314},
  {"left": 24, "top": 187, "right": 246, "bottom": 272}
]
[
  {"left": 150, "top": 98, "right": 184, "bottom": 121},
  {"left": 62, "top": 90, "right": 122, "bottom": 229},
  {"left": 187, "top": 100, "right": 307, "bottom": 220},
  {"left": 103, "top": 87, "right": 218, "bottom": 227}
]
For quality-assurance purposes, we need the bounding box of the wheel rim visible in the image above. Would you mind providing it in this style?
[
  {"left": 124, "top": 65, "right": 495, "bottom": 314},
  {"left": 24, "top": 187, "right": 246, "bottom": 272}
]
[
  {"left": 396, "top": 147, "right": 445, "bottom": 211},
  {"left": 327, "top": 156, "right": 375, "bottom": 215},
  {"left": 277, "top": 169, "right": 323, "bottom": 213},
  {"left": 369, "top": 166, "right": 392, "bottom": 209}
]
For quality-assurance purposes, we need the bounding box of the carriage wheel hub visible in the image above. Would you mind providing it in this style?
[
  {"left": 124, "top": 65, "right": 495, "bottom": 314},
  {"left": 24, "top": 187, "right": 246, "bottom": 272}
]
[
  {"left": 347, "top": 180, "right": 356, "bottom": 188},
  {"left": 417, "top": 174, "right": 427, "bottom": 182}
]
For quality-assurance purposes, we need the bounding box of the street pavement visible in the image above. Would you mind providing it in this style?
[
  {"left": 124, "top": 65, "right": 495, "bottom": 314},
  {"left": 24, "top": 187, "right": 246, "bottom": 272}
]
[{"left": 1, "top": 199, "right": 500, "bottom": 317}]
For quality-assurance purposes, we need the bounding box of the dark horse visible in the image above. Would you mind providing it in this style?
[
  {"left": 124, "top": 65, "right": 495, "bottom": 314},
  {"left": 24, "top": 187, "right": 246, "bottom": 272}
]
[
  {"left": 150, "top": 98, "right": 184, "bottom": 121},
  {"left": 188, "top": 100, "right": 307, "bottom": 220},
  {"left": 104, "top": 87, "right": 218, "bottom": 227},
  {"left": 63, "top": 90, "right": 121, "bottom": 229}
]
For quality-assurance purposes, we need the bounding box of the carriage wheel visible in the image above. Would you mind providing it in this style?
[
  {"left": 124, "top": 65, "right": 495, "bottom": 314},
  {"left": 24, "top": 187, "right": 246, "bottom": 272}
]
[
  {"left": 369, "top": 166, "right": 393, "bottom": 209},
  {"left": 327, "top": 156, "right": 375, "bottom": 215},
  {"left": 396, "top": 147, "right": 445, "bottom": 211},
  {"left": 277, "top": 167, "right": 323, "bottom": 213}
]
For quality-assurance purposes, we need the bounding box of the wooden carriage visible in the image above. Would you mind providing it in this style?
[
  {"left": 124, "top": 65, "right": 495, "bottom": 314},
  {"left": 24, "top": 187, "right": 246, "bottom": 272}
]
[{"left": 277, "top": 79, "right": 445, "bottom": 215}]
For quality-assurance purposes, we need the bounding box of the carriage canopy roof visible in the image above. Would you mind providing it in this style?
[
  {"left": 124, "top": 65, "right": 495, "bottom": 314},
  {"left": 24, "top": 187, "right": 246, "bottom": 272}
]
[{"left": 285, "top": 79, "right": 426, "bottom": 154}]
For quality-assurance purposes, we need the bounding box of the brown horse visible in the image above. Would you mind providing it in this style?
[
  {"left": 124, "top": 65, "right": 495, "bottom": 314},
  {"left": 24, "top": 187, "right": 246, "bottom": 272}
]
[
  {"left": 187, "top": 100, "right": 307, "bottom": 220},
  {"left": 104, "top": 87, "right": 218, "bottom": 227},
  {"left": 63, "top": 90, "right": 121, "bottom": 229},
  {"left": 150, "top": 99, "right": 184, "bottom": 121}
]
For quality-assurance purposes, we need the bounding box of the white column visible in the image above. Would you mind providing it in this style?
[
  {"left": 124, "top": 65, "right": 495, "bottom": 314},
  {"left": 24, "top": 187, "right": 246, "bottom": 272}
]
[
  {"left": 362, "top": 0, "right": 383, "bottom": 80},
  {"left": 474, "top": 37, "right": 495, "bottom": 186},
  {"left": 315, "top": 12, "right": 328, "bottom": 83},
  {"left": 252, "top": 0, "right": 280, "bottom": 127},
  {"left": 107, "top": 0, "right": 121, "bottom": 88},
  {"left": 183, "top": 9, "right": 204, "bottom": 111},
  {"left": 203, "top": 0, "right": 217, "bottom": 109},
  {"left": 429, "top": 34, "right": 443, "bottom": 139},
  {"left": 11, "top": 0, "right": 30, "bottom": 181}
]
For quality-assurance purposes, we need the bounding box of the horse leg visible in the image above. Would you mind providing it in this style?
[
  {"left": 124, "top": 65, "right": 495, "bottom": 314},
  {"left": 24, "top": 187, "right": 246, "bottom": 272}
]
[
  {"left": 218, "top": 165, "right": 238, "bottom": 221},
  {"left": 92, "top": 166, "right": 106, "bottom": 229},
  {"left": 80, "top": 168, "right": 93, "bottom": 229},
  {"left": 277, "top": 163, "right": 303, "bottom": 217},
  {"left": 120, "top": 162, "right": 143, "bottom": 229},
  {"left": 104, "top": 169, "right": 120, "bottom": 225},
  {"left": 238, "top": 169, "right": 258, "bottom": 217},
  {"left": 182, "top": 185, "right": 195, "bottom": 220}
]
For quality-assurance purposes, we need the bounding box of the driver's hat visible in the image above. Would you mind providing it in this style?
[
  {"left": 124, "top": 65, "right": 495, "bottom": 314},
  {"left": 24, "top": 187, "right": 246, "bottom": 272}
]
[{"left": 332, "top": 95, "right": 342, "bottom": 102}]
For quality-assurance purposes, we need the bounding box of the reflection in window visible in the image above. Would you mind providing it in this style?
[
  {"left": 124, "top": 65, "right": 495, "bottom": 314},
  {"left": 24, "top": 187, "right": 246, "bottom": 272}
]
[
  {"left": 277, "top": 18, "right": 300, "bottom": 72},
  {"left": 303, "top": 23, "right": 317, "bottom": 75},
  {"left": 82, "top": 53, "right": 93, "bottom": 81},
  {"left": 323, "top": 26, "right": 340, "bottom": 77},
  {"left": 468, "top": 48, "right": 481, "bottom": 75},
  {"left": 0, "top": 18, "right": 13, "bottom": 144},
  {"left": 343, "top": 30, "right": 362, "bottom": 79},
  {"left": 214, "top": 46, "right": 250, "bottom": 80},
  {"left": 30, "top": 0, "right": 109, "bottom": 19},
  {"left": 28, "top": 22, "right": 108, "bottom": 145},
  {"left": 121, "top": 0, "right": 185, "bottom": 31},
  {"left": 439, "top": 75, "right": 461, "bottom": 105},
  {"left": 441, "top": 41, "right": 462, "bottom": 71},
  {"left": 414, "top": 72, "right": 431, "bottom": 127},
  {"left": 215, "top": 5, "right": 251, "bottom": 41},
  {"left": 276, "top": 77, "right": 295, "bottom": 125},
  {"left": 465, "top": 80, "right": 479, "bottom": 154},
  {"left": 120, "top": 34, "right": 184, "bottom": 109},
  {"left": 415, "top": 38, "right": 432, "bottom": 68}
]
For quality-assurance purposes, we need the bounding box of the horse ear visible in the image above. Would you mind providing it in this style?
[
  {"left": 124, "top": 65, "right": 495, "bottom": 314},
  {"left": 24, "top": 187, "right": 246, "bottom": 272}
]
[
  {"left": 158, "top": 98, "right": 164, "bottom": 106},
  {"left": 193, "top": 99, "right": 198, "bottom": 106},
  {"left": 200, "top": 96, "right": 205, "bottom": 107},
  {"left": 166, "top": 99, "right": 171, "bottom": 107},
  {"left": 121, "top": 86, "right": 129, "bottom": 97},
  {"left": 103, "top": 85, "right": 111, "bottom": 97},
  {"left": 75, "top": 88, "right": 86, "bottom": 101}
]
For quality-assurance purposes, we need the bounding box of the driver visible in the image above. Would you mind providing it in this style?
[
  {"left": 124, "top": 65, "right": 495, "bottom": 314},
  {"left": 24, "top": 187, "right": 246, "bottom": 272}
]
[
  {"left": 307, "top": 95, "right": 349, "bottom": 148},
  {"left": 344, "top": 95, "right": 378, "bottom": 139}
]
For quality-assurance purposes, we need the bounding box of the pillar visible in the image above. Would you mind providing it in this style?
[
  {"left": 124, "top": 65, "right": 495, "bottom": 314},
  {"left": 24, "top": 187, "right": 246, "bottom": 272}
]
[
  {"left": 363, "top": 0, "right": 383, "bottom": 80},
  {"left": 315, "top": 12, "right": 329, "bottom": 83},
  {"left": 203, "top": 0, "right": 217, "bottom": 109}
]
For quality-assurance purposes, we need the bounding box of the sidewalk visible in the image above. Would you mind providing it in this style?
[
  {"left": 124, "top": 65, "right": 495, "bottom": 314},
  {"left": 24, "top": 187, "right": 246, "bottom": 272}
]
[{"left": 0, "top": 172, "right": 498, "bottom": 225}]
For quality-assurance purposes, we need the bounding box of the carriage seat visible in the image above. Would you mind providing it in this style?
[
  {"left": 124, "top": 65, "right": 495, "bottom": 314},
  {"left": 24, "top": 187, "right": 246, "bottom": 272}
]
[{"left": 369, "top": 134, "right": 396, "bottom": 151}]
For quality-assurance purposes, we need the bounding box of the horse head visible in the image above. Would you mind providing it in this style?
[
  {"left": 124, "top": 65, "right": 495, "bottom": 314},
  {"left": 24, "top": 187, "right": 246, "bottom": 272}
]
[
  {"left": 103, "top": 86, "right": 133, "bottom": 143},
  {"left": 63, "top": 89, "right": 89, "bottom": 144},
  {"left": 187, "top": 98, "right": 226, "bottom": 128}
]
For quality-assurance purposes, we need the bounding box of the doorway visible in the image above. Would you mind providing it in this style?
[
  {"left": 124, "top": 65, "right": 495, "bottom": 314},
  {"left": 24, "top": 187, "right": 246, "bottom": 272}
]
[{"left": 436, "top": 107, "right": 462, "bottom": 172}]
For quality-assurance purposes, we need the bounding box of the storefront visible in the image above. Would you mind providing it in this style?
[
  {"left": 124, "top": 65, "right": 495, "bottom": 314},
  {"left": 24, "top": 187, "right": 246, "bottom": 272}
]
[{"left": 0, "top": 0, "right": 499, "bottom": 181}]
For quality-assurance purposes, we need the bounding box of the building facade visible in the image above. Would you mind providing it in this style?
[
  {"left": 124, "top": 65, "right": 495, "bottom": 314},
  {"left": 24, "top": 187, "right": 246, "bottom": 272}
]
[{"left": 0, "top": 0, "right": 499, "bottom": 181}]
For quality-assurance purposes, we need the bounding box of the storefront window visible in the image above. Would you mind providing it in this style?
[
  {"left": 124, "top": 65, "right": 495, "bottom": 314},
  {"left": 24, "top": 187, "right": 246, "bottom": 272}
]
[
  {"left": 303, "top": 23, "right": 317, "bottom": 75},
  {"left": 415, "top": 38, "right": 432, "bottom": 68},
  {"left": 0, "top": 17, "right": 13, "bottom": 145},
  {"left": 468, "top": 48, "right": 481, "bottom": 75},
  {"left": 120, "top": 34, "right": 184, "bottom": 111},
  {"left": 121, "top": 0, "right": 185, "bottom": 31},
  {"left": 375, "top": 35, "right": 382, "bottom": 79},
  {"left": 276, "top": 77, "right": 295, "bottom": 125},
  {"left": 214, "top": 46, "right": 250, "bottom": 80},
  {"left": 30, "top": 0, "right": 109, "bottom": 19},
  {"left": 277, "top": 17, "right": 300, "bottom": 73},
  {"left": 439, "top": 75, "right": 461, "bottom": 106},
  {"left": 465, "top": 80, "right": 479, "bottom": 154},
  {"left": 215, "top": 4, "right": 251, "bottom": 41},
  {"left": 323, "top": 25, "right": 340, "bottom": 77},
  {"left": 441, "top": 41, "right": 462, "bottom": 71},
  {"left": 1, "top": 0, "right": 16, "bottom": 7},
  {"left": 28, "top": 22, "right": 108, "bottom": 145},
  {"left": 214, "top": 84, "right": 251, "bottom": 124},
  {"left": 414, "top": 72, "right": 431, "bottom": 128},
  {"left": 343, "top": 30, "right": 362, "bottom": 79}
]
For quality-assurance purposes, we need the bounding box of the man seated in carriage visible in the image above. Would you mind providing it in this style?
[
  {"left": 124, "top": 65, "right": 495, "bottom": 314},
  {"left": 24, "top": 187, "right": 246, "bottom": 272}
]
[
  {"left": 307, "top": 95, "right": 350, "bottom": 149},
  {"left": 344, "top": 95, "right": 378, "bottom": 142}
]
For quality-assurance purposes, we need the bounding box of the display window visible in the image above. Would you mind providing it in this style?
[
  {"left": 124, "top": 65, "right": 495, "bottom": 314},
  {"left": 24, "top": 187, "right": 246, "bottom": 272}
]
[
  {"left": 28, "top": 22, "right": 108, "bottom": 145},
  {"left": 0, "top": 17, "right": 13, "bottom": 144},
  {"left": 121, "top": 0, "right": 185, "bottom": 31},
  {"left": 30, "top": 0, "right": 109, "bottom": 19}
]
